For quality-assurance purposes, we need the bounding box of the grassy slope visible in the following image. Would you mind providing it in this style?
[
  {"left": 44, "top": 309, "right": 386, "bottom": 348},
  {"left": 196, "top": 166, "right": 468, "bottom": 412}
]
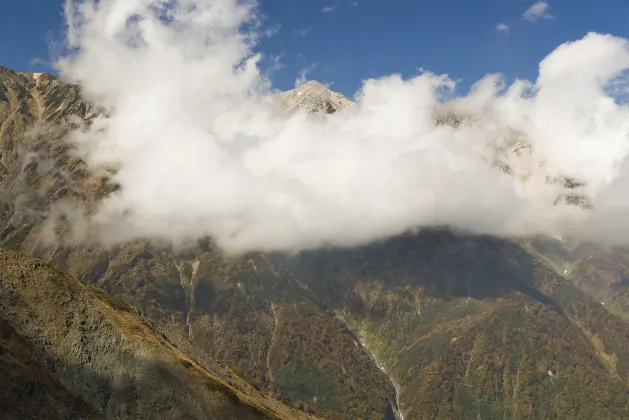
[{"left": 0, "top": 245, "right": 317, "bottom": 420}]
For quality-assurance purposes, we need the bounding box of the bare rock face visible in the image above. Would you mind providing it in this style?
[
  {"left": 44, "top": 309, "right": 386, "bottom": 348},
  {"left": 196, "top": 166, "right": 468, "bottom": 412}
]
[
  {"left": 278, "top": 80, "right": 354, "bottom": 115},
  {"left": 0, "top": 317, "right": 102, "bottom": 420}
]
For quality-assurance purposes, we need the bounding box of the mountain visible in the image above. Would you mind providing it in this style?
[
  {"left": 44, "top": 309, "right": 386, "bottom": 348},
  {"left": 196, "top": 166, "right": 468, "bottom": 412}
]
[
  {"left": 3, "top": 66, "right": 629, "bottom": 419},
  {"left": 0, "top": 67, "right": 398, "bottom": 419},
  {"left": 524, "top": 237, "right": 629, "bottom": 319},
  {"left": 0, "top": 244, "right": 317, "bottom": 420},
  {"left": 278, "top": 80, "right": 354, "bottom": 115},
  {"left": 280, "top": 232, "right": 629, "bottom": 419}
]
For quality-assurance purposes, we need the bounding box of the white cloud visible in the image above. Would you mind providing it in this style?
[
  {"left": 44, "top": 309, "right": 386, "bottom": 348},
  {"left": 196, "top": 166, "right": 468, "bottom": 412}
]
[
  {"left": 262, "top": 23, "right": 281, "bottom": 38},
  {"left": 523, "top": 1, "right": 553, "bottom": 22},
  {"left": 496, "top": 23, "right": 509, "bottom": 34},
  {"left": 266, "top": 54, "right": 284, "bottom": 72},
  {"left": 294, "top": 63, "right": 318, "bottom": 88},
  {"left": 294, "top": 27, "right": 311, "bottom": 36},
  {"left": 57, "top": 0, "right": 629, "bottom": 254},
  {"left": 322, "top": 5, "right": 336, "bottom": 13},
  {"left": 30, "top": 57, "right": 51, "bottom": 68},
  {"left": 350, "top": 1, "right": 359, "bottom": 7}
]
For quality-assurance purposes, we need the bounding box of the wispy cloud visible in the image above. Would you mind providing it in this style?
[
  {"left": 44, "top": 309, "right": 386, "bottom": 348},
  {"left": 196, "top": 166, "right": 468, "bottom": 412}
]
[
  {"left": 29, "top": 57, "right": 52, "bottom": 68},
  {"left": 266, "top": 54, "right": 284, "bottom": 72},
  {"left": 523, "top": 1, "right": 553, "bottom": 22},
  {"left": 322, "top": 5, "right": 336, "bottom": 13},
  {"left": 294, "top": 27, "right": 311, "bottom": 37},
  {"left": 605, "top": 70, "right": 629, "bottom": 103},
  {"left": 350, "top": 1, "right": 359, "bottom": 7},
  {"left": 261, "top": 23, "right": 281, "bottom": 38},
  {"left": 496, "top": 23, "right": 509, "bottom": 34},
  {"left": 295, "top": 63, "right": 319, "bottom": 88}
]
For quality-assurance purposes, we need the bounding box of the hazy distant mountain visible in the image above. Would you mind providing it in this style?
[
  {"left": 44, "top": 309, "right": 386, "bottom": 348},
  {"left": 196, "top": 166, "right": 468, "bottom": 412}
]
[{"left": 3, "top": 66, "right": 629, "bottom": 419}]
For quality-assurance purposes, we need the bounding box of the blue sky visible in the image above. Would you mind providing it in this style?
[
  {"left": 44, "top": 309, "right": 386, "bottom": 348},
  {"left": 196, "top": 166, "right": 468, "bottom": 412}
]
[{"left": 2, "top": 0, "right": 628, "bottom": 98}]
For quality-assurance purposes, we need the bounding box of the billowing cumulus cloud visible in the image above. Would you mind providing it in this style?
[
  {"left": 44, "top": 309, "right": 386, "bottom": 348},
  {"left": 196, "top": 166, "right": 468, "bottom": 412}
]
[{"left": 56, "top": 0, "right": 629, "bottom": 254}]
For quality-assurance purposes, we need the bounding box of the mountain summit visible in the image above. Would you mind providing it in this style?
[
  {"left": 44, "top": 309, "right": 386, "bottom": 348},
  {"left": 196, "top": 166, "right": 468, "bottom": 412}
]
[{"left": 278, "top": 80, "right": 354, "bottom": 115}]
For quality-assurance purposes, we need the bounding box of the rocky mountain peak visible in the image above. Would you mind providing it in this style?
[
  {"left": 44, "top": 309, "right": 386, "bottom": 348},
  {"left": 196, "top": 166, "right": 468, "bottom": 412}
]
[
  {"left": 300, "top": 80, "right": 325, "bottom": 89},
  {"left": 278, "top": 79, "right": 354, "bottom": 115}
]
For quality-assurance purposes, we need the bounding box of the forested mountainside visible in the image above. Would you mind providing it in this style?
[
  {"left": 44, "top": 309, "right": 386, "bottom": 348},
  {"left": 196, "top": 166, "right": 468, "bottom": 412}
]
[{"left": 3, "top": 65, "right": 629, "bottom": 419}]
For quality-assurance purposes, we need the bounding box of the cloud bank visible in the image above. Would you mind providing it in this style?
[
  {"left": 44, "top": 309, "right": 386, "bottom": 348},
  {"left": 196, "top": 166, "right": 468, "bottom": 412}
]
[{"left": 56, "top": 0, "right": 629, "bottom": 254}]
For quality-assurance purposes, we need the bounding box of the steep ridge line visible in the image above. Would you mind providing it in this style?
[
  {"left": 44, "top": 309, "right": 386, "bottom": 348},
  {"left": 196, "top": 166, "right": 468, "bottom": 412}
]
[{"left": 0, "top": 244, "right": 319, "bottom": 420}]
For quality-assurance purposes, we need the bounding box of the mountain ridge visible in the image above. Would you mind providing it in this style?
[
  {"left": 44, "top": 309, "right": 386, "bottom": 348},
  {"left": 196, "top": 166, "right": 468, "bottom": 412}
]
[
  {"left": 3, "top": 65, "right": 629, "bottom": 419},
  {"left": 0, "top": 244, "right": 319, "bottom": 420}
]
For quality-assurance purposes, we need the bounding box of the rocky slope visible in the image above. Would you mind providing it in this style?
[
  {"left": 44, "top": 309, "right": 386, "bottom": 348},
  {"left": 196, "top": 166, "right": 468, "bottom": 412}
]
[
  {"left": 278, "top": 80, "right": 354, "bottom": 115},
  {"left": 3, "top": 66, "right": 629, "bottom": 419},
  {"left": 0, "top": 313, "right": 101, "bottom": 420},
  {"left": 0, "top": 245, "right": 318, "bottom": 420},
  {"left": 524, "top": 237, "right": 629, "bottom": 319}
]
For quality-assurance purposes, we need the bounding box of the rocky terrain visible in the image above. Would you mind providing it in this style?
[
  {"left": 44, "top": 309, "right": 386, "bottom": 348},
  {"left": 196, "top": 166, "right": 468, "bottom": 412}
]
[
  {"left": 524, "top": 237, "right": 629, "bottom": 319},
  {"left": 3, "top": 65, "right": 629, "bottom": 419},
  {"left": 278, "top": 80, "right": 354, "bottom": 115},
  {"left": 0, "top": 245, "right": 317, "bottom": 420}
]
